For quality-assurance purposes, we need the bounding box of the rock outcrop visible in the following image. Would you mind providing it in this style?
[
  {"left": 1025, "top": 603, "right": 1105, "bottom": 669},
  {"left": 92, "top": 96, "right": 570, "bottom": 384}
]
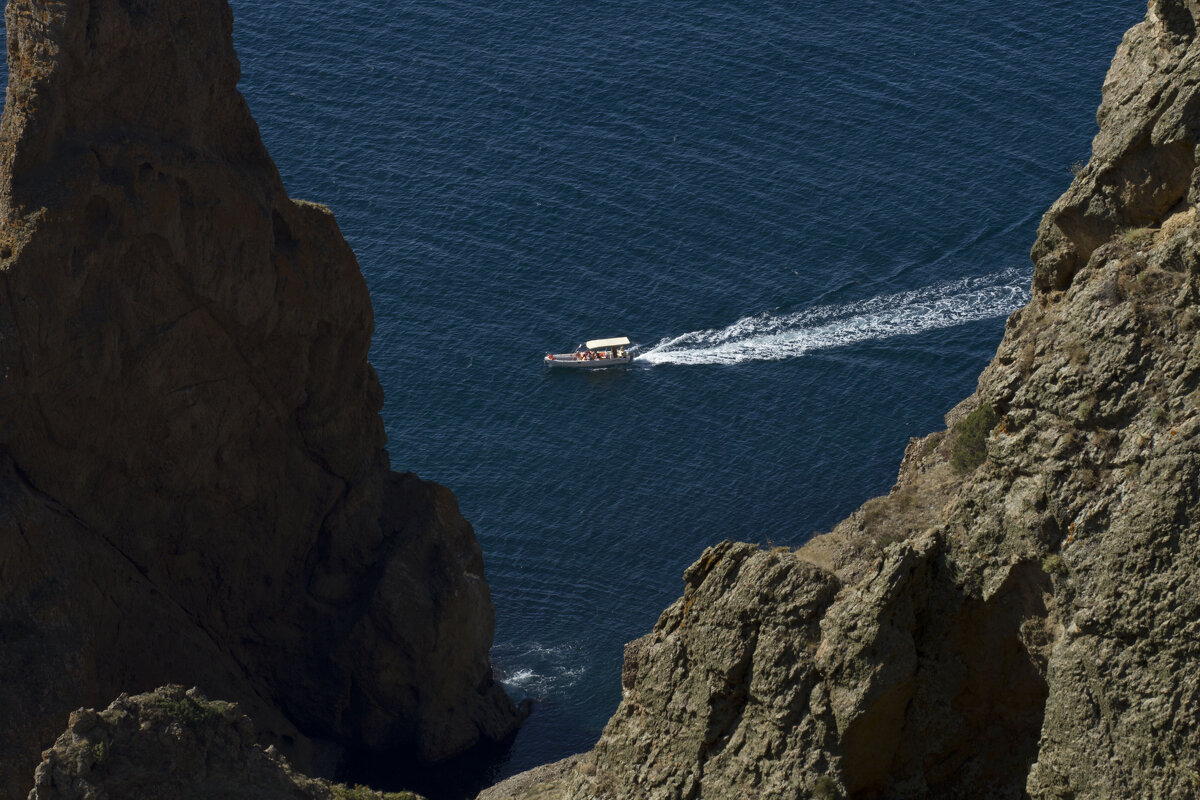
[
  {"left": 29, "top": 686, "right": 425, "bottom": 800},
  {"left": 489, "top": 2, "right": 1200, "bottom": 798},
  {"left": 0, "top": 1, "right": 522, "bottom": 797},
  {"left": 1032, "top": 0, "right": 1200, "bottom": 292}
]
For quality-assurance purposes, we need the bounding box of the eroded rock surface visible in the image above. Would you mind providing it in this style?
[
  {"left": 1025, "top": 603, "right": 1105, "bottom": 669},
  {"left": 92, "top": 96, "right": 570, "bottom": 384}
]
[
  {"left": 29, "top": 686, "right": 425, "bottom": 800},
  {"left": 0, "top": 1, "right": 522, "bottom": 797},
  {"left": 1032, "top": 0, "right": 1200, "bottom": 292},
  {"left": 491, "top": 2, "right": 1200, "bottom": 798}
]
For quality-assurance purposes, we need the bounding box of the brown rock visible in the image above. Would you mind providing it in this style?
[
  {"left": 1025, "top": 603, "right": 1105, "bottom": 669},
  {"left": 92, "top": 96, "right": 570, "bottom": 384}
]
[
  {"left": 1031, "top": 0, "right": 1200, "bottom": 292},
  {"left": 0, "top": 0, "right": 522, "bottom": 796},
  {"left": 476, "top": 756, "right": 582, "bottom": 800},
  {"left": 29, "top": 686, "right": 426, "bottom": 800}
]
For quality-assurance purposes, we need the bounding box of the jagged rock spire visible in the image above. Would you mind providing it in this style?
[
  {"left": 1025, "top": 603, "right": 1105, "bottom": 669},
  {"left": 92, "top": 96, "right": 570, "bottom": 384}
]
[{"left": 0, "top": 2, "right": 522, "bottom": 796}]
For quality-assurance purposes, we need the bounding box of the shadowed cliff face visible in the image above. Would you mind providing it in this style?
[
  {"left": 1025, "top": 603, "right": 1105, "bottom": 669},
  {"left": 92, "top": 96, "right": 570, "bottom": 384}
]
[
  {"left": 483, "top": 2, "right": 1200, "bottom": 799},
  {"left": 0, "top": 1, "right": 522, "bottom": 796},
  {"left": 26, "top": 686, "right": 426, "bottom": 800}
]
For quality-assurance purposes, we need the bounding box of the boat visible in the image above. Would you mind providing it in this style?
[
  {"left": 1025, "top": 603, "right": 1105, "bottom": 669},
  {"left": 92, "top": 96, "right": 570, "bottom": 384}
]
[{"left": 544, "top": 337, "right": 634, "bottom": 369}]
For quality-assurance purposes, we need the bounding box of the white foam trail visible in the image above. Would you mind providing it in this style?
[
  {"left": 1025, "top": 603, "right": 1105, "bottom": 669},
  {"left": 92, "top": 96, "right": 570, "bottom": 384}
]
[{"left": 638, "top": 269, "right": 1030, "bottom": 367}]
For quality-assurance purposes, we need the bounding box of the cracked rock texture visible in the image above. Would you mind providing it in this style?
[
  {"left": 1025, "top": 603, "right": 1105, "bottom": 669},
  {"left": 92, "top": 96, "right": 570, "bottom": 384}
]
[
  {"left": 0, "top": 1, "right": 522, "bottom": 797},
  {"left": 488, "top": 3, "right": 1200, "bottom": 799},
  {"left": 28, "top": 686, "right": 425, "bottom": 800},
  {"left": 1032, "top": 0, "right": 1200, "bottom": 292}
]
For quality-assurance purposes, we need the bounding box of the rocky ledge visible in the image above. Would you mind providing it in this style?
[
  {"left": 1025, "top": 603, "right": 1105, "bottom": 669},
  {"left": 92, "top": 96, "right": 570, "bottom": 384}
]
[
  {"left": 489, "top": 2, "right": 1200, "bottom": 798},
  {"left": 29, "top": 686, "right": 424, "bottom": 800},
  {"left": 0, "top": 0, "right": 523, "bottom": 797}
]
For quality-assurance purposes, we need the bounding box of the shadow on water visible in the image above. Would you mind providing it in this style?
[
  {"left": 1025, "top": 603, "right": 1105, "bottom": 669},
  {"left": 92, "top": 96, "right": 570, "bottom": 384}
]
[{"left": 338, "top": 736, "right": 519, "bottom": 800}]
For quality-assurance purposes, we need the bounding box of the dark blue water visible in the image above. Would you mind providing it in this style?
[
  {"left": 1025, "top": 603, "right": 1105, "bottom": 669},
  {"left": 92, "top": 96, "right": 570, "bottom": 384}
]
[{"left": 4, "top": 0, "right": 1146, "bottom": 793}]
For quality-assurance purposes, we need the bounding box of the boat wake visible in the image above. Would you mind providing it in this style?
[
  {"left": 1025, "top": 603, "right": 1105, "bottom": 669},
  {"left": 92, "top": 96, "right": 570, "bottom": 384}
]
[{"left": 637, "top": 268, "right": 1030, "bottom": 367}]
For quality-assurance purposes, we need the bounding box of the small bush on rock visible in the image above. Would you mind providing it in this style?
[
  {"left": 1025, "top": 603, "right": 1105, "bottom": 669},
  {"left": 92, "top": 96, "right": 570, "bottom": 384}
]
[
  {"left": 329, "top": 785, "right": 422, "bottom": 800},
  {"left": 155, "top": 695, "right": 226, "bottom": 729},
  {"left": 1041, "top": 553, "right": 1067, "bottom": 577},
  {"left": 1120, "top": 226, "right": 1156, "bottom": 249},
  {"left": 812, "top": 775, "right": 841, "bottom": 799},
  {"left": 951, "top": 404, "right": 999, "bottom": 474}
]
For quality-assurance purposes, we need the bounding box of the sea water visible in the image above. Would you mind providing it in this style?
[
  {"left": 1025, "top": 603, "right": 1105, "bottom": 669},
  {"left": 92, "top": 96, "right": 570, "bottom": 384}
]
[{"left": 2, "top": 1, "right": 1147, "bottom": 796}]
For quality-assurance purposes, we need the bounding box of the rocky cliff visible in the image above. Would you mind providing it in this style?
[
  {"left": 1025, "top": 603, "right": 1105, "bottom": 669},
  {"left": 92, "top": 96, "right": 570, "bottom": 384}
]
[
  {"left": 28, "top": 686, "right": 424, "bottom": 800},
  {"left": 0, "top": 1, "right": 522, "bottom": 797},
  {"left": 487, "top": 2, "right": 1200, "bottom": 798}
]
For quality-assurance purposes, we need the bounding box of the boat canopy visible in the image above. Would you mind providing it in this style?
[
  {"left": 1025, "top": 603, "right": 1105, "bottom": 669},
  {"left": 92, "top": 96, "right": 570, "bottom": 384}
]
[{"left": 585, "top": 336, "right": 631, "bottom": 350}]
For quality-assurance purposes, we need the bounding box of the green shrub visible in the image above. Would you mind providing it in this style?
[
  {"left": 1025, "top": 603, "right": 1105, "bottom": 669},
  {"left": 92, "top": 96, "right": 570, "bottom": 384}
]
[
  {"left": 330, "top": 787, "right": 375, "bottom": 800},
  {"left": 951, "top": 404, "right": 999, "bottom": 474},
  {"left": 155, "top": 696, "right": 225, "bottom": 729},
  {"left": 1041, "top": 553, "right": 1067, "bottom": 577},
  {"left": 329, "top": 785, "right": 421, "bottom": 800},
  {"left": 1076, "top": 396, "right": 1096, "bottom": 423},
  {"left": 1120, "top": 226, "right": 1155, "bottom": 249},
  {"left": 812, "top": 775, "right": 840, "bottom": 800}
]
